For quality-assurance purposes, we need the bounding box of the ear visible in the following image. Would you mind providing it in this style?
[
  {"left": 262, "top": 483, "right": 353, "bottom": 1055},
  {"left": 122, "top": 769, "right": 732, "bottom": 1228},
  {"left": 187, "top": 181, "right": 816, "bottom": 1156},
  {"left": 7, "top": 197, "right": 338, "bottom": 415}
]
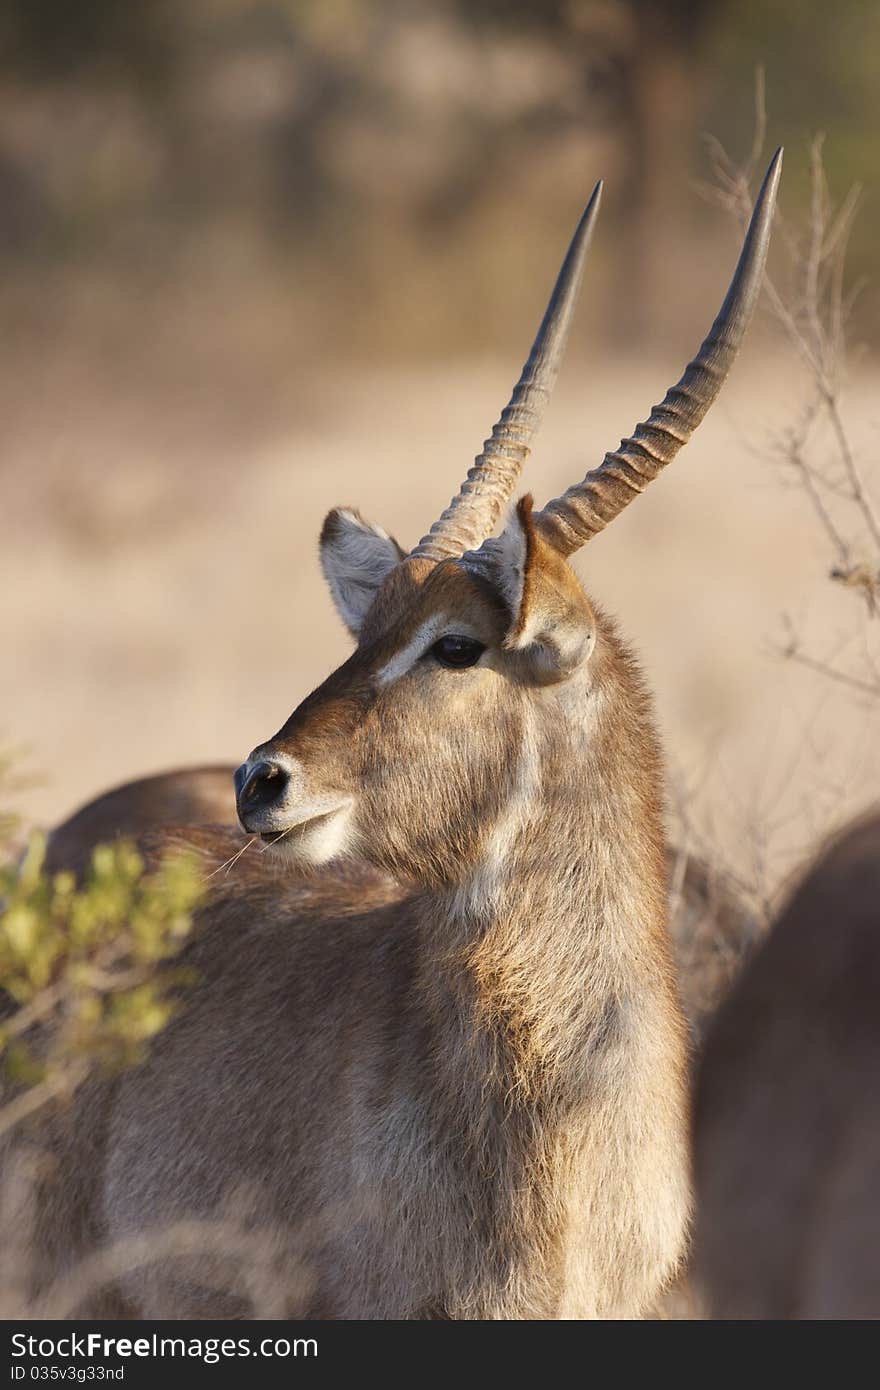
[
  {"left": 320, "top": 508, "right": 406, "bottom": 637},
  {"left": 494, "top": 496, "right": 595, "bottom": 683}
]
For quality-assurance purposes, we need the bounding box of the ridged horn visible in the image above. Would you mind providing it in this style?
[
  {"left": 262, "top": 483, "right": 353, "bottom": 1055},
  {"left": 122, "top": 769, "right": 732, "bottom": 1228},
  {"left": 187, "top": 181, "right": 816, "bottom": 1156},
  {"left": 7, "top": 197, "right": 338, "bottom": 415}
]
[
  {"left": 410, "top": 182, "right": 603, "bottom": 563},
  {"left": 535, "top": 148, "right": 782, "bottom": 556}
]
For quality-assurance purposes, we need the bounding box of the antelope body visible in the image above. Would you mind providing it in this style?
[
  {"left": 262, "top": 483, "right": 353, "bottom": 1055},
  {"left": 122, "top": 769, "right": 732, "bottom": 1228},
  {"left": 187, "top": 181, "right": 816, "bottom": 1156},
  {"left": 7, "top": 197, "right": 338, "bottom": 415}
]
[
  {"left": 694, "top": 812, "right": 880, "bottom": 1319},
  {"left": 17, "top": 154, "right": 781, "bottom": 1318},
  {"left": 44, "top": 766, "right": 236, "bottom": 879}
]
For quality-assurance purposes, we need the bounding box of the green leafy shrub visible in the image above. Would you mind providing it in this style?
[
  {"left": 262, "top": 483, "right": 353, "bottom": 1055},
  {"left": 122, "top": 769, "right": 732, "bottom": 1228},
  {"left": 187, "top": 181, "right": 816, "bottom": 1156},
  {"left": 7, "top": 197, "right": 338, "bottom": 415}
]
[{"left": 0, "top": 828, "right": 204, "bottom": 1137}]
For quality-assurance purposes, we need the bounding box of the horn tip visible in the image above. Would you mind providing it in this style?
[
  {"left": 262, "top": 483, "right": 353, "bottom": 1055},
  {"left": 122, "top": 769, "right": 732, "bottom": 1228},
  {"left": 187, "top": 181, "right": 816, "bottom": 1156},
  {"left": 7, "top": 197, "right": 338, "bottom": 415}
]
[
  {"left": 761, "top": 147, "right": 784, "bottom": 198},
  {"left": 580, "top": 180, "right": 603, "bottom": 223},
  {"left": 749, "top": 148, "right": 783, "bottom": 236}
]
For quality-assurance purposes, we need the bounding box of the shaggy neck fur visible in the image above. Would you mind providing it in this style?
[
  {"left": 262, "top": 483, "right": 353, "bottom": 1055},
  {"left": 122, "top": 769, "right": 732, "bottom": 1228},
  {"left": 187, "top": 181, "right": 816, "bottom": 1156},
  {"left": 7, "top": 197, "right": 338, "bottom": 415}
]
[
  {"left": 435, "top": 617, "right": 673, "bottom": 1075},
  {"left": 410, "top": 619, "right": 688, "bottom": 1317}
]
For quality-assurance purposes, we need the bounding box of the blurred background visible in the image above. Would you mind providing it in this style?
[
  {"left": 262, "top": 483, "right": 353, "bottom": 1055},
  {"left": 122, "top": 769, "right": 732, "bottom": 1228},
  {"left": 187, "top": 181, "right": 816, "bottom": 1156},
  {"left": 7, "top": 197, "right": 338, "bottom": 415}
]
[{"left": 2, "top": 0, "right": 879, "bottom": 899}]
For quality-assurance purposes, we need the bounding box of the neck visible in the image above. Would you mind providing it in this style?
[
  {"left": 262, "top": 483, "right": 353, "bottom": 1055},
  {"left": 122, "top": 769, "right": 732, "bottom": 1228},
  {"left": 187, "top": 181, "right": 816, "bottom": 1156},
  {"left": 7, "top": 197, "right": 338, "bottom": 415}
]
[
  {"left": 426, "top": 662, "right": 678, "bottom": 1103},
  {"left": 406, "top": 639, "right": 691, "bottom": 1316}
]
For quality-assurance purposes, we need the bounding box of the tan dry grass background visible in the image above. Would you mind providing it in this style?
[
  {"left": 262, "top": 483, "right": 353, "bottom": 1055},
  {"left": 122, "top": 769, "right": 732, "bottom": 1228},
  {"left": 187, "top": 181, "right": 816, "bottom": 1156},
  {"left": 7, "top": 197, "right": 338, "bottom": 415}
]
[{"left": 3, "top": 319, "right": 878, "bottom": 897}]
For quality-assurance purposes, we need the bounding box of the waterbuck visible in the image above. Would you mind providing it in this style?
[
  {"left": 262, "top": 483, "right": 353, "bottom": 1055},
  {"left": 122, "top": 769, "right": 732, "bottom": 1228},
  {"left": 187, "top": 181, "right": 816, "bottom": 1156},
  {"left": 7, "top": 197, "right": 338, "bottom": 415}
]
[
  {"left": 19, "top": 152, "right": 781, "bottom": 1319},
  {"left": 693, "top": 811, "right": 880, "bottom": 1319}
]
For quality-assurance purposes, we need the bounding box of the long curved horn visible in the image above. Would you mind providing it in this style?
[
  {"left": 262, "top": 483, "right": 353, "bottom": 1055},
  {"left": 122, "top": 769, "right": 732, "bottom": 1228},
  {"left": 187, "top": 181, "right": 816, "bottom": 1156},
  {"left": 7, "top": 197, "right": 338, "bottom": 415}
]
[
  {"left": 535, "top": 149, "right": 783, "bottom": 557},
  {"left": 410, "top": 182, "right": 602, "bottom": 563}
]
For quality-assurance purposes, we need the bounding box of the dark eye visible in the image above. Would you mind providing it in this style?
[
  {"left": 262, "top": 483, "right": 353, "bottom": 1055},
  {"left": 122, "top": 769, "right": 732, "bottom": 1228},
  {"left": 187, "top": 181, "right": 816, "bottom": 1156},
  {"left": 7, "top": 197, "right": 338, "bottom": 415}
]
[{"left": 430, "top": 635, "right": 485, "bottom": 669}]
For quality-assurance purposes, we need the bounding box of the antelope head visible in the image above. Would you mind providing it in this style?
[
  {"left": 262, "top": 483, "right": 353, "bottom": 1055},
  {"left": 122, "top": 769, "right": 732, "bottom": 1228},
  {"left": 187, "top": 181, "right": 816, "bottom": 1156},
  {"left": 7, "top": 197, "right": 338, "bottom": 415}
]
[{"left": 235, "top": 153, "right": 782, "bottom": 886}]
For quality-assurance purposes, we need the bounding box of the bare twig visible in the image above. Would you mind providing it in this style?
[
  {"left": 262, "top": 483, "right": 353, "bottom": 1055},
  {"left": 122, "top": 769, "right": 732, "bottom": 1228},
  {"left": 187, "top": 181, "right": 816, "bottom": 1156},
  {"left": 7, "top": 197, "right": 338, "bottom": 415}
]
[
  {"left": 701, "top": 75, "right": 879, "bottom": 715},
  {"left": 782, "top": 646, "right": 880, "bottom": 699}
]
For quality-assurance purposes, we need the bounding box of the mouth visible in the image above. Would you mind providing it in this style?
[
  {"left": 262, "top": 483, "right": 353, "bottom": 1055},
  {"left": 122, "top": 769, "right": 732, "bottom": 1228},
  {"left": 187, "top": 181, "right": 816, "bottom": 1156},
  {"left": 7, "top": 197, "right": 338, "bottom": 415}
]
[{"left": 257, "top": 808, "right": 341, "bottom": 846}]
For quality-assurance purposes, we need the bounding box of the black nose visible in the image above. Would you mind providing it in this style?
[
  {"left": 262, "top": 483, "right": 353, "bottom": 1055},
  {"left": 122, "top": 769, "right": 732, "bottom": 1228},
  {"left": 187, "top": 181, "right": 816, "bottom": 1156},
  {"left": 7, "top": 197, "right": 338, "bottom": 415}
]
[{"left": 235, "top": 760, "right": 289, "bottom": 816}]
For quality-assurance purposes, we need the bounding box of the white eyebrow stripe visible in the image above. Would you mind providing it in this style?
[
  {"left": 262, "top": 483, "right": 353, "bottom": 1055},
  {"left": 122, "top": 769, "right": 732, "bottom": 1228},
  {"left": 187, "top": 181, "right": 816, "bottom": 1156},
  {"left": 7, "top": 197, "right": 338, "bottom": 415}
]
[{"left": 375, "top": 616, "right": 447, "bottom": 687}]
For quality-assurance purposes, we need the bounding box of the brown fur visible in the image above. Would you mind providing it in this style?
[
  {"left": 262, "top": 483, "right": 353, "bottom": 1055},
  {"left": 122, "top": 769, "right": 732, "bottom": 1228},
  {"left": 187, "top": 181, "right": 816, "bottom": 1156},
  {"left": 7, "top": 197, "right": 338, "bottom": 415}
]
[
  {"left": 15, "top": 505, "right": 692, "bottom": 1317},
  {"left": 693, "top": 812, "right": 880, "bottom": 1318},
  {"left": 13, "top": 504, "right": 693, "bottom": 1319}
]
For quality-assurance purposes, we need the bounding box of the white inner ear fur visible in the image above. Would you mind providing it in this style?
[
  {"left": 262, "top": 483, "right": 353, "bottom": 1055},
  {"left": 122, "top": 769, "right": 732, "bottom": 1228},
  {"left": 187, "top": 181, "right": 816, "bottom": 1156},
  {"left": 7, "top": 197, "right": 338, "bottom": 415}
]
[
  {"left": 492, "top": 513, "right": 529, "bottom": 634},
  {"left": 494, "top": 510, "right": 595, "bottom": 680},
  {"left": 320, "top": 509, "right": 404, "bottom": 636}
]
